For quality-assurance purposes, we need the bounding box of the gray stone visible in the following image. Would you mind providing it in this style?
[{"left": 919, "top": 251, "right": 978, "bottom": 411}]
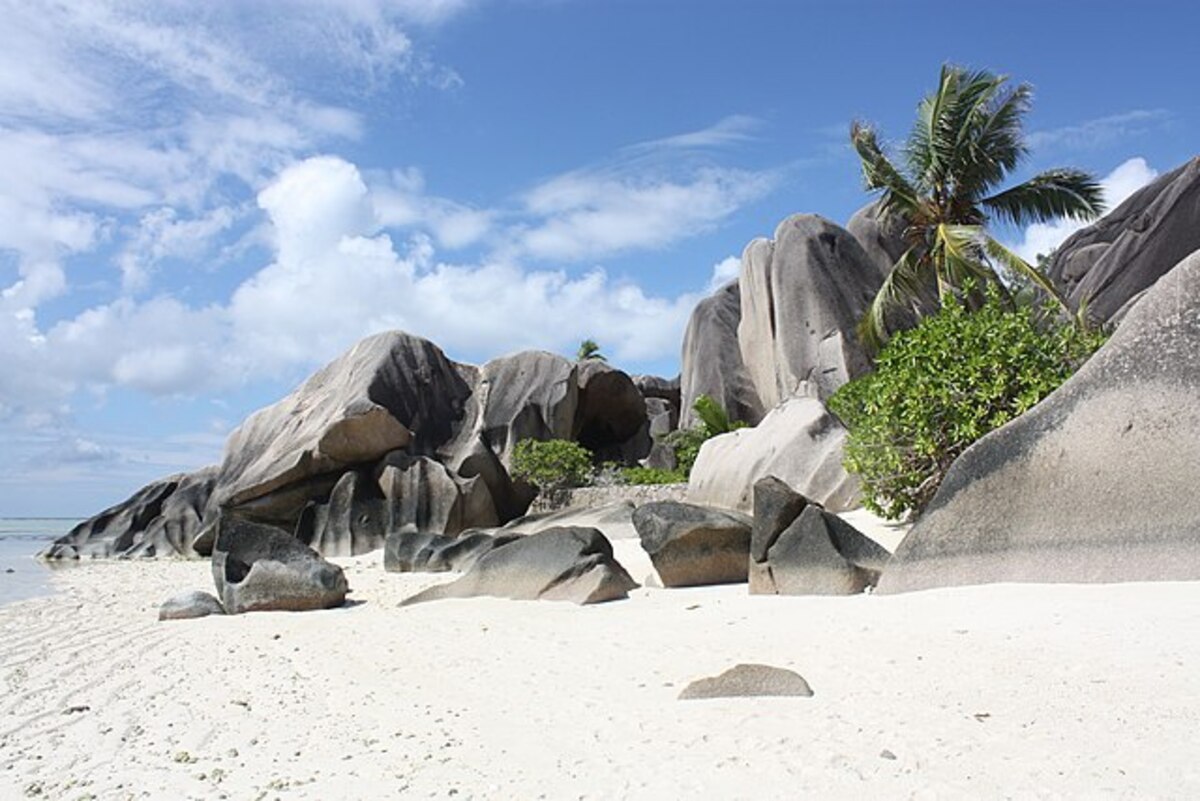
[
  {"left": 212, "top": 515, "right": 348, "bottom": 614},
  {"left": 383, "top": 529, "right": 518, "bottom": 573},
  {"left": 1049, "top": 157, "right": 1200, "bottom": 322},
  {"left": 678, "top": 664, "right": 813, "bottom": 700},
  {"left": 375, "top": 451, "right": 499, "bottom": 539},
  {"left": 631, "top": 501, "right": 752, "bottom": 587},
  {"left": 878, "top": 249, "right": 1200, "bottom": 593},
  {"left": 574, "top": 360, "right": 648, "bottom": 461},
  {"left": 737, "top": 214, "right": 881, "bottom": 408},
  {"left": 41, "top": 467, "right": 219, "bottom": 559},
  {"left": 631, "top": 374, "right": 681, "bottom": 410},
  {"left": 847, "top": 200, "right": 907, "bottom": 278},
  {"left": 495, "top": 501, "right": 639, "bottom": 541},
  {"left": 400, "top": 527, "right": 637, "bottom": 606},
  {"left": 158, "top": 590, "right": 225, "bottom": 621},
  {"left": 748, "top": 476, "right": 810, "bottom": 593},
  {"left": 680, "top": 281, "right": 764, "bottom": 428},
  {"left": 761, "top": 505, "right": 889, "bottom": 595},
  {"left": 688, "top": 398, "right": 858, "bottom": 514},
  {"left": 296, "top": 469, "right": 388, "bottom": 557},
  {"left": 215, "top": 332, "right": 473, "bottom": 526}
]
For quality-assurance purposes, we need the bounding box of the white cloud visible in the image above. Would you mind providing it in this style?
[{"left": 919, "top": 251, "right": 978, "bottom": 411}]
[
  {"left": 372, "top": 168, "right": 495, "bottom": 249},
  {"left": 1010, "top": 157, "right": 1159, "bottom": 263},
  {"left": 627, "top": 115, "right": 763, "bottom": 152},
  {"left": 515, "top": 166, "right": 777, "bottom": 262},
  {"left": 707, "top": 256, "right": 741, "bottom": 292}
]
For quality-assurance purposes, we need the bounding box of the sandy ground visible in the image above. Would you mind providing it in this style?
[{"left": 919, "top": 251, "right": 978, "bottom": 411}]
[{"left": 2, "top": 538, "right": 1200, "bottom": 800}]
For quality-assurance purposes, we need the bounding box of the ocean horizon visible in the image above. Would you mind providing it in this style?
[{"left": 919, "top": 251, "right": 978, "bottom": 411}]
[{"left": 0, "top": 518, "right": 76, "bottom": 606}]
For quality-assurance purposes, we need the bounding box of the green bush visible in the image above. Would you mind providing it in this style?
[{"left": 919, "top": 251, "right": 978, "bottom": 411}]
[
  {"left": 510, "top": 439, "right": 594, "bottom": 492},
  {"left": 828, "top": 288, "right": 1106, "bottom": 520},
  {"left": 621, "top": 466, "right": 687, "bottom": 485}
]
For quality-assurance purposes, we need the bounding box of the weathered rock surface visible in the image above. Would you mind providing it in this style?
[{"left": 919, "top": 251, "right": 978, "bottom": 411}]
[
  {"left": 41, "top": 467, "right": 218, "bottom": 559},
  {"left": 295, "top": 469, "right": 388, "bottom": 557},
  {"left": 215, "top": 332, "right": 472, "bottom": 524},
  {"left": 748, "top": 476, "right": 811, "bottom": 592},
  {"left": 574, "top": 360, "right": 648, "bottom": 461},
  {"left": 760, "top": 506, "right": 889, "bottom": 595},
  {"left": 384, "top": 529, "right": 519, "bottom": 573},
  {"left": 400, "top": 527, "right": 637, "bottom": 605},
  {"left": 376, "top": 452, "right": 499, "bottom": 538},
  {"left": 212, "top": 516, "right": 348, "bottom": 613},
  {"left": 631, "top": 374, "right": 681, "bottom": 411},
  {"left": 496, "top": 501, "right": 638, "bottom": 541},
  {"left": 847, "top": 200, "right": 906, "bottom": 278},
  {"left": 631, "top": 501, "right": 752, "bottom": 587},
  {"left": 737, "top": 214, "right": 882, "bottom": 408},
  {"left": 158, "top": 590, "right": 225, "bottom": 621},
  {"left": 680, "top": 281, "right": 764, "bottom": 428},
  {"left": 688, "top": 398, "right": 858, "bottom": 514},
  {"left": 472, "top": 351, "right": 579, "bottom": 466},
  {"left": 879, "top": 249, "right": 1200, "bottom": 593},
  {"left": 678, "top": 664, "right": 814, "bottom": 700},
  {"left": 1049, "top": 157, "right": 1200, "bottom": 322}
]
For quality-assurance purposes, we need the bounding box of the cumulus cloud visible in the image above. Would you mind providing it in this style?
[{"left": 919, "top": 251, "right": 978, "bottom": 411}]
[
  {"left": 706, "top": 255, "right": 742, "bottom": 292},
  {"left": 1010, "top": 157, "right": 1159, "bottom": 263}
]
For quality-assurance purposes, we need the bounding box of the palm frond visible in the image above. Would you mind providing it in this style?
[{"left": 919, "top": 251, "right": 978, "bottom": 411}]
[
  {"left": 982, "top": 235, "right": 1069, "bottom": 312},
  {"left": 933, "top": 224, "right": 992, "bottom": 296},
  {"left": 965, "top": 82, "right": 1032, "bottom": 193},
  {"left": 859, "top": 246, "right": 927, "bottom": 351},
  {"left": 982, "top": 169, "right": 1106, "bottom": 226},
  {"left": 850, "top": 121, "right": 922, "bottom": 220}
]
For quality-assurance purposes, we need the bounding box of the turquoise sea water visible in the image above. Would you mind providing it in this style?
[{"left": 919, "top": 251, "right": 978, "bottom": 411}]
[{"left": 0, "top": 519, "right": 75, "bottom": 606}]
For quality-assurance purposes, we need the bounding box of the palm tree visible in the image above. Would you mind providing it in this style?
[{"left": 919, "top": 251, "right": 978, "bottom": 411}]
[
  {"left": 851, "top": 64, "right": 1105, "bottom": 348},
  {"left": 575, "top": 338, "right": 606, "bottom": 362}
]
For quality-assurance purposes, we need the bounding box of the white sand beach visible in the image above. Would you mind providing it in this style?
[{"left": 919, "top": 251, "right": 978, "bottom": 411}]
[{"left": 3, "top": 541, "right": 1199, "bottom": 800}]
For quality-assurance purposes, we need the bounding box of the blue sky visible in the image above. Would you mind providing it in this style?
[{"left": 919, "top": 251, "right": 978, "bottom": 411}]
[{"left": 1, "top": 0, "right": 1196, "bottom": 516}]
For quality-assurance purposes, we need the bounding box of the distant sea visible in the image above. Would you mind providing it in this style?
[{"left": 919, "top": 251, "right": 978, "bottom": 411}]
[{"left": 0, "top": 518, "right": 76, "bottom": 607}]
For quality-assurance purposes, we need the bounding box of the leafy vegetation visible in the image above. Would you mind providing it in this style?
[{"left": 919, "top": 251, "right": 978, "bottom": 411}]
[
  {"left": 850, "top": 64, "right": 1105, "bottom": 349},
  {"left": 575, "top": 339, "right": 606, "bottom": 362},
  {"left": 510, "top": 438, "right": 594, "bottom": 493},
  {"left": 828, "top": 285, "right": 1106, "bottom": 520},
  {"left": 621, "top": 466, "right": 687, "bottom": 485}
]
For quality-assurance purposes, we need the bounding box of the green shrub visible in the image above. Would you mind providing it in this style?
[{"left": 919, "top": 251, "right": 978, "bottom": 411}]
[
  {"left": 621, "top": 466, "right": 687, "bottom": 485},
  {"left": 828, "top": 288, "right": 1106, "bottom": 520},
  {"left": 510, "top": 439, "right": 594, "bottom": 492}
]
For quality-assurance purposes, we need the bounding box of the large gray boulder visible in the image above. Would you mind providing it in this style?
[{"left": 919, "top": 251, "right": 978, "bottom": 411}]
[
  {"left": 215, "top": 332, "right": 473, "bottom": 525},
  {"left": 688, "top": 398, "right": 859, "bottom": 514},
  {"left": 680, "top": 281, "right": 764, "bottom": 428},
  {"left": 376, "top": 451, "right": 499, "bottom": 538},
  {"left": 1049, "top": 157, "right": 1200, "bottom": 322},
  {"left": 631, "top": 501, "right": 752, "bottom": 587},
  {"left": 41, "top": 466, "right": 219, "bottom": 559},
  {"left": 400, "top": 527, "right": 637, "bottom": 605},
  {"left": 473, "top": 350, "right": 579, "bottom": 465},
  {"left": 212, "top": 515, "right": 348, "bottom": 613},
  {"left": 878, "top": 249, "right": 1200, "bottom": 593},
  {"left": 737, "top": 214, "right": 882, "bottom": 408},
  {"left": 574, "top": 360, "right": 648, "bottom": 461}
]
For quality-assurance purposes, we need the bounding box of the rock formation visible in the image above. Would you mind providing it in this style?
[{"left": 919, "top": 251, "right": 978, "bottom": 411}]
[
  {"left": 878, "top": 249, "right": 1200, "bottom": 593},
  {"left": 40, "top": 467, "right": 219, "bottom": 559},
  {"left": 1048, "top": 157, "right": 1200, "bottom": 323},
  {"left": 400, "top": 527, "right": 637, "bottom": 606},
  {"left": 212, "top": 515, "right": 349, "bottom": 613},
  {"left": 679, "top": 281, "right": 763, "bottom": 428},
  {"left": 687, "top": 398, "right": 858, "bottom": 514},
  {"left": 737, "top": 214, "right": 881, "bottom": 408},
  {"left": 631, "top": 501, "right": 752, "bottom": 587}
]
